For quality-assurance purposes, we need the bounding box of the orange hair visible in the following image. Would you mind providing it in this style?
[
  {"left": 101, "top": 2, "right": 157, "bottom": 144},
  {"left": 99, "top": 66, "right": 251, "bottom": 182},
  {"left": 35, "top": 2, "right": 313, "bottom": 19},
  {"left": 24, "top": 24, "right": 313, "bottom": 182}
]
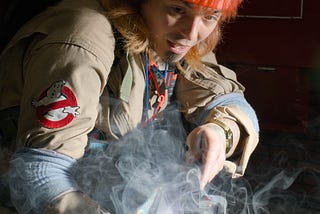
[
  {"left": 184, "top": 0, "right": 243, "bottom": 68},
  {"left": 185, "top": 0, "right": 242, "bottom": 20},
  {"left": 99, "top": 0, "right": 242, "bottom": 68}
]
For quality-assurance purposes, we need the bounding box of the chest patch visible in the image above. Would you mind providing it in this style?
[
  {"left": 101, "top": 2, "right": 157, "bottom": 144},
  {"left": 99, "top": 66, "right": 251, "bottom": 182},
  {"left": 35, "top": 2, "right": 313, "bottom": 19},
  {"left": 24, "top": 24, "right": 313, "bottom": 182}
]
[{"left": 32, "top": 80, "right": 80, "bottom": 129}]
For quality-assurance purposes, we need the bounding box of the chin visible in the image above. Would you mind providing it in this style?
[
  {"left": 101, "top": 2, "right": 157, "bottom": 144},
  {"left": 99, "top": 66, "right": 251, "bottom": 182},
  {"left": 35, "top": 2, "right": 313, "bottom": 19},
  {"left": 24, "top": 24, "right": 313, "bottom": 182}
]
[{"left": 162, "top": 52, "right": 185, "bottom": 63}]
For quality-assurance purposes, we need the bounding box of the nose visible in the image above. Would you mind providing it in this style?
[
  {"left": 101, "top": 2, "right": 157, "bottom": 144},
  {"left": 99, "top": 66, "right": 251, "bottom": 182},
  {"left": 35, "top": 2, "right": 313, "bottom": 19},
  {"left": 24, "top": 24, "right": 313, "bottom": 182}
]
[{"left": 179, "top": 16, "right": 201, "bottom": 41}]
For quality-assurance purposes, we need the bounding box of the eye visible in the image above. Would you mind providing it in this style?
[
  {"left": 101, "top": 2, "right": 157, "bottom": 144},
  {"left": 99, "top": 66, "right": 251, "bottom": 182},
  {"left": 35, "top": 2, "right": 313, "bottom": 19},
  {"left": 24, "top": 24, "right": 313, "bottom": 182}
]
[
  {"left": 168, "top": 5, "right": 186, "bottom": 15},
  {"left": 204, "top": 15, "right": 217, "bottom": 21},
  {"left": 204, "top": 10, "right": 221, "bottom": 21}
]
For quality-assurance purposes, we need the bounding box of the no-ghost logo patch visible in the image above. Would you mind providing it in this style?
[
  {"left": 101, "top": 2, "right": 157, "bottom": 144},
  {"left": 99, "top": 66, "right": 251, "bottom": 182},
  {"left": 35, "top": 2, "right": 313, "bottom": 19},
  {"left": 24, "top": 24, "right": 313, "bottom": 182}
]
[{"left": 32, "top": 80, "right": 80, "bottom": 129}]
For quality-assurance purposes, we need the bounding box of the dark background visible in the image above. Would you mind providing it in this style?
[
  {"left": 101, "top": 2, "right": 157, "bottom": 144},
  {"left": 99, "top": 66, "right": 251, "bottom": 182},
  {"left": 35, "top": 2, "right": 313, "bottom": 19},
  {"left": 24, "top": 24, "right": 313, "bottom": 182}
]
[
  {"left": 216, "top": 0, "right": 320, "bottom": 212},
  {"left": 217, "top": 0, "right": 320, "bottom": 133}
]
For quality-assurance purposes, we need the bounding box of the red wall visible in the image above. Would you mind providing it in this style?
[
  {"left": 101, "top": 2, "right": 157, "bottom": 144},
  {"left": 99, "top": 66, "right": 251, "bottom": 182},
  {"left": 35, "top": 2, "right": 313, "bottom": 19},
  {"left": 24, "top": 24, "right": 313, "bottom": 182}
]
[
  {"left": 217, "top": 0, "right": 320, "bottom": 68},
  {"left": 216, "top": 0, "right": 320, "bottom": 133}
]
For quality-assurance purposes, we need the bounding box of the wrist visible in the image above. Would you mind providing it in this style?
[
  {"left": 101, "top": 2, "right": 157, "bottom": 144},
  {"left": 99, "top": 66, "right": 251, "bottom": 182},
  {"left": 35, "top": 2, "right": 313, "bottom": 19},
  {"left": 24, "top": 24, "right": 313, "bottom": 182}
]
[{"left": 206, "top": 119, "right": 233, "bottom": 154}]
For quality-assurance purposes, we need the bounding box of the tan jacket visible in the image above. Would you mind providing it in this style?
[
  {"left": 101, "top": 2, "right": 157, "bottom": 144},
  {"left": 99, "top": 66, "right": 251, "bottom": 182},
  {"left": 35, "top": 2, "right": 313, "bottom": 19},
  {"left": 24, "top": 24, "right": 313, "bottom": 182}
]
[{"left": 0, "top": 0, "right": 258, "bottom": 177}]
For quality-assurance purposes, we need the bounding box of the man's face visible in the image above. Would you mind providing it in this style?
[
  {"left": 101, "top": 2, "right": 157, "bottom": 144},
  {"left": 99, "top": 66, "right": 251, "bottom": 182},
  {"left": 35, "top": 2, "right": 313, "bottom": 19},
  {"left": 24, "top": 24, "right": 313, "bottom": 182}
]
[{"left": 141, "top": 0, "right": 221, "bottom": 62}]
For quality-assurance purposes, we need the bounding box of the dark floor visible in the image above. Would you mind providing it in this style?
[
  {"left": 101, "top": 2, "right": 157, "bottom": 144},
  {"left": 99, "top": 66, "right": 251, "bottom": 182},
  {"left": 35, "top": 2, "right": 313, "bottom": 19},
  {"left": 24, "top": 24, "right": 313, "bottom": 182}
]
[
  {"left": 241, "top": 83, "right": 320, "bottom": 213},
  {"left": 244, "top": 127, "right": 320, "bottom": 213}
]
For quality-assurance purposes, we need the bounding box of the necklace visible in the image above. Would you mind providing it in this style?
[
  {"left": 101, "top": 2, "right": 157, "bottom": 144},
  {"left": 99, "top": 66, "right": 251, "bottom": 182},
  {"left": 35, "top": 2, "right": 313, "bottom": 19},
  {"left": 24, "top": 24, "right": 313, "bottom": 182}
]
[{"left": 144, "top": 51, "right": 169, "bottom": 125}]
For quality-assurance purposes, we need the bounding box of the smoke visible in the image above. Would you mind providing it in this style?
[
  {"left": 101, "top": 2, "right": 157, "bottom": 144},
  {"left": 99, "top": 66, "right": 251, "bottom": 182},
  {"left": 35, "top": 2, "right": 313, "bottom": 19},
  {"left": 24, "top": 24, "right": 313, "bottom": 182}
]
[
  {"left": 1, "top": 106, "right": 319, "bottom": 213},
  {"left": 74, "top": 106, "right": 217, "bottom": 213},
  {"left": 73, "top": 106, "right": 320, "bottom": 214}
]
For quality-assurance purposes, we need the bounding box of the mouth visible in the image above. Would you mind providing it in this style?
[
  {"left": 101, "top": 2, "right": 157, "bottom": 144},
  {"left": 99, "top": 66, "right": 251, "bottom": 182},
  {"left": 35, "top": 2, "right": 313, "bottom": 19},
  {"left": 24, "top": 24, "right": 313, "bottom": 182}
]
[{"left": 167, "top": 40, "right": 191, "bottom": 55}]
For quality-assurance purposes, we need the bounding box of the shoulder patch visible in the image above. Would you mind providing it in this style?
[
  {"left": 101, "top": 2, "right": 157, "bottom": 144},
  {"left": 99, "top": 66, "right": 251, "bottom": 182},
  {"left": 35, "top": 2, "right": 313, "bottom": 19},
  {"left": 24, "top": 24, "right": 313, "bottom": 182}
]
[{"left": 32, "top": 80, "right": 80, "bottom": 129}]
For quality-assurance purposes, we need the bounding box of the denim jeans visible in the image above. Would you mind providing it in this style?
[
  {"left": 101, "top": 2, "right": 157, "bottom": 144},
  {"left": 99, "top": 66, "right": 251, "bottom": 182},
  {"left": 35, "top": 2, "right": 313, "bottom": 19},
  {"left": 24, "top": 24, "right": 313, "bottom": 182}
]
[{"left": 9, "top": 148, "right": 78, "bottom": 214}]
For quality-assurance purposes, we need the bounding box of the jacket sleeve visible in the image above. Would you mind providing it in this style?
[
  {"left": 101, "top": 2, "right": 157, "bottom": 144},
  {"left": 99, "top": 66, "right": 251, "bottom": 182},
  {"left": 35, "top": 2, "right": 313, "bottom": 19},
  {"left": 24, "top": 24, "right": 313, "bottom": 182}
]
[
  {"left": 204, "top": 105, "right": 259, "bottom": 177},
  {"left": 175, "top": 52, "right": 259, "bottom": 177},
  {"left": 17, "top": 37, "right": 114, "bottom": 159}
]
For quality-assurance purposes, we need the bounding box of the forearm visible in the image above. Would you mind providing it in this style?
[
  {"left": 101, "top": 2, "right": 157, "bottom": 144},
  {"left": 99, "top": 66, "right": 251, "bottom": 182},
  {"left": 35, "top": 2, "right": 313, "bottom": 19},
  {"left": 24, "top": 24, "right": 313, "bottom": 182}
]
[
  {"left": 201, "top": 93, "right": 260, "bottom": 176},
  {"left": 205, "top": 92, "right": 259, "bottom": 133},
  {"left": 9, "top": 148, "right": 78, "bottom": 213},
  {"left": 207, "top": 117, "right": 241, "bottom": 157},
  {"left": 9, "top": 147, "right": 109, "bottom": 214}
]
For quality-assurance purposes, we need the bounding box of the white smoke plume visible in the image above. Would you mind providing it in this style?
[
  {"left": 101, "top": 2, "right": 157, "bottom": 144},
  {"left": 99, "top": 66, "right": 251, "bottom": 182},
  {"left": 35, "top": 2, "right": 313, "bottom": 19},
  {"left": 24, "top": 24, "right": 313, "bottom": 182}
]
[
  {"left": 73, "top": 106, "right": 320, "bottom": 213},
  {"left": 0, "top": 106, "right": 319, "bottom": 213}
]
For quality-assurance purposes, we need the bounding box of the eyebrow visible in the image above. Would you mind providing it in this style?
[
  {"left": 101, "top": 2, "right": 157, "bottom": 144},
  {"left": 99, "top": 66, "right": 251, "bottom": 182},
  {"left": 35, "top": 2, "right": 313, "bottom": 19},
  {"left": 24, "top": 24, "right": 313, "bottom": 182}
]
[
  {"left": 170, "top": 0, "right": 194, "bottom": 8},
  {"left": 182, "top": 1, "right": 194, "bottom": 8}
]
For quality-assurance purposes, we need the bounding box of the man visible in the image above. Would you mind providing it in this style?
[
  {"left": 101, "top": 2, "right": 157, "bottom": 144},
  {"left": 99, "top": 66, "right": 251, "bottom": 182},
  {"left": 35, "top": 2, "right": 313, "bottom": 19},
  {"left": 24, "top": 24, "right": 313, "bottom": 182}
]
[{"left": 0, "top": 0, "right": 259, "bottom": 213}]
